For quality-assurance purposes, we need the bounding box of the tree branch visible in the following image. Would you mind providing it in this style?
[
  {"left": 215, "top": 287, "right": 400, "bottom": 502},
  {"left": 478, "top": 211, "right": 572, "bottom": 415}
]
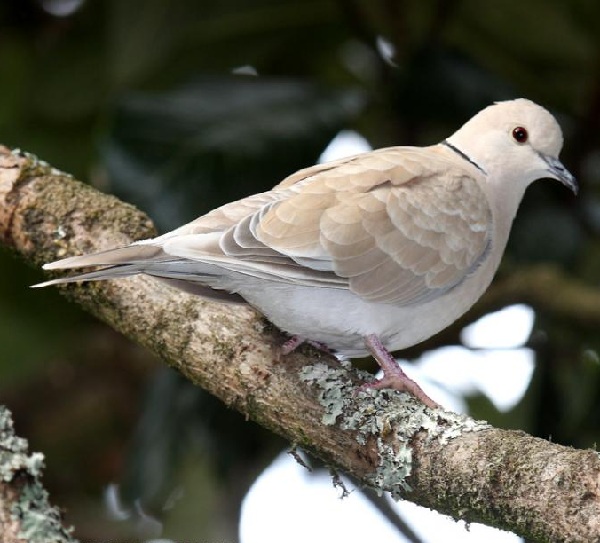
[{"left": 1, "top": 146, "right": 599, "bottom": 542}]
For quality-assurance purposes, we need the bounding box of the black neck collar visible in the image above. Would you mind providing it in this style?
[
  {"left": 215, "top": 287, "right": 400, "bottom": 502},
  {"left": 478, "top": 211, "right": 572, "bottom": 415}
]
[{"left": 441, "top": 140, "right": 486, "bottom": 174}]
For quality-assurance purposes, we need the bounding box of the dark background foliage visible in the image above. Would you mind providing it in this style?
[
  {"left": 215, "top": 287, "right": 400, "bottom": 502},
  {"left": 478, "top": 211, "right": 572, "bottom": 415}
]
[{"left": 0, "top": 0, "right": 598, "bottom": 541}]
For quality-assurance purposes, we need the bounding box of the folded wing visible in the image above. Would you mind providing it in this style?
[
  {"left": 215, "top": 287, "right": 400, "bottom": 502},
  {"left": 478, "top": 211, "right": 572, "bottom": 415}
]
[{"left": 164, "top": 146, "right": 492, "bottom": 306}]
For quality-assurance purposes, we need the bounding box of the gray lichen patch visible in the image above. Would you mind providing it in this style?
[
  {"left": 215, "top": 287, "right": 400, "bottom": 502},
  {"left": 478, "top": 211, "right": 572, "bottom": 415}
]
[
  {"left": 0, "top": 406, "right": 76, "bottom": 543},
  {"left": 0, "top": 407, "right": 44, "bottom": 482},
  {"left": 300, "top": 363, "right": 356, "bottom": 426},
  {"left": 300, "top": 363, "right": 490, "bottom": 499}
]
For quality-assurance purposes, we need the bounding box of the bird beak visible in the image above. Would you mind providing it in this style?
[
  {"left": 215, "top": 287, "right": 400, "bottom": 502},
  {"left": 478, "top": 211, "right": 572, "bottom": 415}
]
[{"left": 541, "top": 154, "right": 578, "bottom": 195}]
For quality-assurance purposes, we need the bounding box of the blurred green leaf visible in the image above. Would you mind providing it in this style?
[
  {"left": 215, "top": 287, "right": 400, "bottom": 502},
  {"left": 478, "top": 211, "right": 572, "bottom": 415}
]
[
  {"left": 102, "top": 77, "right": 365, "bottom": 229},
  {"left": 448, "top": 0, "right": 594, "bottom": 106},
  {"left": 0, "top": 250, "right": 87, "bottom": 385},
  {"left": 509, "top": 201, "right": 583, "bottom": 266}
]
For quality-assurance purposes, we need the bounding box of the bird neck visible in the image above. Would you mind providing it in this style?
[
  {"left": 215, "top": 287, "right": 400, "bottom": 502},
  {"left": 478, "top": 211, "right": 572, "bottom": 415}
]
[
  {"left": 440, "top": 140, "right": 487, "bottom": 175},
  {"left": 487, "top": 177, "right": 528, "bottom": 261}
]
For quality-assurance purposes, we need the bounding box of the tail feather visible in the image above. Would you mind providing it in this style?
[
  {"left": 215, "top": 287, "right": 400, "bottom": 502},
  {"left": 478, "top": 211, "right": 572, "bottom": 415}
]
[
  {"left": 34, "top": 256, "right": 247, "bottom": 305},
  {"left": 42, "top": 244, "right": 163, "bottom": 270},
  {"left": 35, "top": 243, "right": 165, "bottom": 288},
  {"left": 32, "top": 264, "right": 141, "bottom": 288},
  {"left": 35, "top": 242, "right": 247, "bottom": 307},
  {"left": 34, "top": 247, "right": 227, "bottom": 291}
]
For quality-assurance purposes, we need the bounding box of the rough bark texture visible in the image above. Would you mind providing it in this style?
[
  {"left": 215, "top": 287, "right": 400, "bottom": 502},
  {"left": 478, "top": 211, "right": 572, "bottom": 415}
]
[{"left": 1, "top": 146, "right": 599, "bottom": 542}]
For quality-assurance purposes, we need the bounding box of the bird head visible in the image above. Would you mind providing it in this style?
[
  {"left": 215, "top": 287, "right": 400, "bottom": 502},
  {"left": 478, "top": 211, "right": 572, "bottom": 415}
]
[{"left": 446, "top": 99, "right": 577, "bottom": 199}]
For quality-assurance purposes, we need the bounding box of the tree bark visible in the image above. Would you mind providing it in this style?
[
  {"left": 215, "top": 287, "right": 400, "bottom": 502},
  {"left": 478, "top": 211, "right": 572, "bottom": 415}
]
[{"left": 1, "top": 146, "right": 599, "bottom": 542}]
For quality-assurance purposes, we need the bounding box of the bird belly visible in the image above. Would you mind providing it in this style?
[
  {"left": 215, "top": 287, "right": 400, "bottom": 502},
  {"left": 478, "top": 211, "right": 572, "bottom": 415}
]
[{"left": 235, "top": 265, "right": 496, "bottom": 358}]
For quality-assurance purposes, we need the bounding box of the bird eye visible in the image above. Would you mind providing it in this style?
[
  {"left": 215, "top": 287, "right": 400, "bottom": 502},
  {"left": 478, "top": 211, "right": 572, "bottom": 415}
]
[{"left": 512, "top": 126, "right": 528, "bottom": 144}]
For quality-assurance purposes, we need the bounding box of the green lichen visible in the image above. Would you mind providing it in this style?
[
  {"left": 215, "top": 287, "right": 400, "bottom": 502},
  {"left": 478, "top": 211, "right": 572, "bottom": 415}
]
[
  {"left": 0, "top": 406, "right": 76, "bottom": 543},
  {"left": 11, "top": 148, "right": 73, "bottom": 179},
  {"left": 300, "top": 363, "right": 490, "bottom": 499}
]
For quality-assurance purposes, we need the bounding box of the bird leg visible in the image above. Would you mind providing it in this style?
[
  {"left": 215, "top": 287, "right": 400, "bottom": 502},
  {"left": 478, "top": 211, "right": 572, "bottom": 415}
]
[
  {"left": 281, "top": 334, "right": 438, "bottom": 408},
  {"left": 280, "top": 335, "right": 306, "bottom": 356},
  {"left": 280, "top": 336, "right": 334, "bottom": 356},
  {"left": 361, "top": 334, "right": 439, "bottom": 409}
]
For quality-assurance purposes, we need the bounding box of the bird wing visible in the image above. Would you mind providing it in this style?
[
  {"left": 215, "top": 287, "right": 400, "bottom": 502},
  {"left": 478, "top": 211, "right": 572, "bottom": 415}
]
[{"left": 164, "top": 145, "right": 493, "bottom": 306}]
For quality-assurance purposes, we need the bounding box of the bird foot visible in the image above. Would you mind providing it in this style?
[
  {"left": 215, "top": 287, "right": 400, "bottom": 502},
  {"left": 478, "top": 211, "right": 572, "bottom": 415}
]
[
  {"left": 279, "top": 334, "right": 439, "bottom": 409},
  {"left": 357, "top": 372, "right": 440, "bottom": 409},
  {"left": 362, "top": 334, "right": 439, "bottom": 409}
]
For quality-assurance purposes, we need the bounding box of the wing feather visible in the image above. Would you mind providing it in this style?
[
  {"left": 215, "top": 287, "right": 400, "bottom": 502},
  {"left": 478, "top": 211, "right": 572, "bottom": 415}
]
[{"left": 161, "top": 145, "right": 491, "bottom": 307}]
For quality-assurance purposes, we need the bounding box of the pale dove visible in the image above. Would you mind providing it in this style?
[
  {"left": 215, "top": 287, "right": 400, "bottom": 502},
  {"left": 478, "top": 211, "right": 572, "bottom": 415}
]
[{"left": 36, "top": 99, "right": 576, "bottom": 408}]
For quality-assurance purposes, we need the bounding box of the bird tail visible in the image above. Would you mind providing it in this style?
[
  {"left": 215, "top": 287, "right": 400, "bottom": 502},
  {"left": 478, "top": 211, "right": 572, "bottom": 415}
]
[
  {"left": 32, "top": 243, "right": 164, "bottom": 288},
  {"left": 32, "top": 242, "right": 247, "bottom": 304}
]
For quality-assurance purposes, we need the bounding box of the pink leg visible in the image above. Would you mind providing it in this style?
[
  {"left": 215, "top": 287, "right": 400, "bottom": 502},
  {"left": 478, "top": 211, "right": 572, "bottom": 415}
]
[
  {"left": 361, "top": 334, "right": 439, "bottom": 409},
  {"left": 280, "top": 336, "right": 306, "bottom": 356},
  {"left": 280, "top": 336, "right": 333, "bottom": 357}
]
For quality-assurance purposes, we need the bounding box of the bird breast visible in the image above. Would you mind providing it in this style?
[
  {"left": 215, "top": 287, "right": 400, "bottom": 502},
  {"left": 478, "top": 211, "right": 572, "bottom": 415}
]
[{"left": 235, "top": 233, "right": 503, "bottom": 357}]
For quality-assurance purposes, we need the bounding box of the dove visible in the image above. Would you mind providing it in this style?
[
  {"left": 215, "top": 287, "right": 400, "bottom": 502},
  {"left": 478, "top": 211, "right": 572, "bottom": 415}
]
[{"left": 35, "top": 99, "right": 576, "bottom": 409}]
